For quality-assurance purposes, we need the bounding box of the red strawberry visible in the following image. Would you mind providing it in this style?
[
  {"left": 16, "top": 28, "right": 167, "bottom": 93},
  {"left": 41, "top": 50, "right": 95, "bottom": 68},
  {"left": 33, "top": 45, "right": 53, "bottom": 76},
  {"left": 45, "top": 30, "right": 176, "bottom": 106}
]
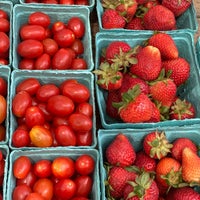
[
  {"left": 102, "top": 9, "right": 126, "bottom": 29},
  {"left": 149, "top": 77, "right": 177, "bottom": 108},
  {"left": 145, "top": 101, "right": 161, "bottom": 123},
  {"left": 106, "top": 166, "right": 137, "bottom": 199},
  {"left": 93, "top": 62, "right": 123, "bottom": 90},
  {"left": 119, "top": 73, "right": 150, "bottom": 95},
  {"left": 162, "top": 0, "right": 192, "bottom": 17},
  {"left": 148, "top": 32, "right": 179, "bottom": 60},
  {"left": 182, "top": 147, "right": 200, "bottom": 184},
  {"left": 143, "top": 5, "right": 176, "bottom": 31},
  {"left": 125, "top": 17, "right": 145, "bottom": 30},
  {"left": 166, "top": 187, "right": 200, "bottom": 200},
  {"left": 106, "top": 89, "right": 121, "bottom": 119},
  {"left": 130, "top": 45, "right": 162, "bottom": 81},
  {"left": 162, "top": 57, "right": 190, "bottom": 86},
  {"left": 169, "top": 98, "right": 195, "bottom": 120},
  {"left": 155, "top": 157, "right": 181, "bottom": 188},
  {"left": 171, "top": 137, "right": 197, "bottom": 162},
  {"left": 123, "top": 172, "right": 159, "bottom": 200},
  {"left": 115, "top": 85, "right": 153, "bottom": 123},
  {"left": 143, "top": 131, "right": 173, "bottom": 160},
  {"left": 106, "top": 133, "right": 136, "bottom": 167},
  {"left": 134, "top": 150, "right": 157, "bottom": 172},
  {"left": 136, "top": 0, "right": 148, "bottom": 5}
]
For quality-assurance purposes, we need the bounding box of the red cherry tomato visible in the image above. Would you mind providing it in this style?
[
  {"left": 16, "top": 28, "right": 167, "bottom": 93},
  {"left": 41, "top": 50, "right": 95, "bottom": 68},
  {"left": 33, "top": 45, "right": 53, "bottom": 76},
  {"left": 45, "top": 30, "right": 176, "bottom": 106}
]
[
  {"left": 13, "top": 156, "right": 32, "bottom": 179},
  {"left": 54, "top": 125, "right": 76, "bottom": 146},
  {"left": 53, "top": 28, "right": 75, "bottom": 48},
  {"left": 75, "top": 175, "right": 93, "bottom": 197},
  {"left": 25, "top": 192, "right": 45, "bottom": 200},
  {"left": 76, "top": 130, "right": 93, "bottom": 146},
  {"left": 76, "top": 102, "right": 93, "bottom": 118},
  {"left": 17, "top": 39, "right": 44, "bottom": 59},
  {"left": 42, "top": 38, "right": 58, "bottom": 56},
  {"left": 20, "top": 25, "right": 46, "bottom": 41},
  {"left": 29, "top": 125, "right": 53, "bottom": 147},
  {"left": 33, "top": 159, "right": 52, "bottom": 178},
  {"left": 12, "top": 128, "right": 30, "bottom": 147},
  {"left": 0, "top": 95, "right": 6, "bottom": 124},
  {"left": 0, "top": 125, "right": 6, "bottom": 142},
  {"left": 12, "top": 91, "right": 32, "bottom": 118},
  {"left": 51, "top": 48, "right": 74, "bottom": 70},
  {"left": 33, "top": 178, "right": 54, "bottom": 200},
  {"left": 51, "top": 156, "right": 75, "bottom": 179},
  {"left": 71, "top": 58, "right": 87, "bottom": 70},
  {"left": 75, "top": 154, "right": 95, "bottom": 175},
  {"left": 52, "top": 116, "right": 68, "bottom": 127},
  {"left": 28, "top": 12, "right": 51, "bottom": 28},
  {"left": 0, "top": 18, "right": 10, "bottom": 33},
  {"left": 0, "top": 32, "right": 9, "bottom": 54},
  {"left": 68, "top": 113, "right": 93, "bottom": 132},
  {"left": 51, "top": 21, "right": 66, "bottom": 34},
  {"left": 0, "top": 9, "right": 8, "bottom": 19},
  {"left": 12, "top": 184, "right": 32, "bottom": 200},
  {"left": 36, "top": 83, "right": 60, "bottom": 102},
  {"left": 16, "top": 78, "right": 41, "bottom": 96},
  {"left": 70, "top": 39, "right": 84, "bottom": 55},
  {"left": 19, "top": 58, "right": 35, "bottom": 70},
  {"left": 67, "top": 17, "right": 85, "bottom": 39},
  {"left": 37, "top": 103, "right": 53, "bottom": 122},
  {"left": 54, "top": 179, "right": 76, "bottom": 199},
  {"left": 47, "top": 95, "right": 74, "bottom": 117},
  {"left": 25, "top": 106, "right": 45, "bottom": 128},
  {"left": 34, "top": 53, "right": 51, "bottom": 70},
  {"left": 61, "top": 81, "right": 90, "bottom": 103},
  {"left": 59, "top": 0, "right": 74, "bottom": 4}
]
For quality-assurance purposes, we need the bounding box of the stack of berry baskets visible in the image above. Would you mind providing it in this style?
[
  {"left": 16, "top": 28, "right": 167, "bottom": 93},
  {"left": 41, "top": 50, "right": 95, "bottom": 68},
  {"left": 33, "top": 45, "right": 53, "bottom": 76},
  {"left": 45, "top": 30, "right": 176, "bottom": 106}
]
[
  {"left": 94, "top": 30, "right": 200, "bottom": 129},
  {"left": 96, "top": 0, "right": 198, "bottom": 33},
  {"left": 0, "top": 1, "right": 13, "bottom": 67},
  {"left": 98, "top": 126, "right": 200, "bottom": 200}
]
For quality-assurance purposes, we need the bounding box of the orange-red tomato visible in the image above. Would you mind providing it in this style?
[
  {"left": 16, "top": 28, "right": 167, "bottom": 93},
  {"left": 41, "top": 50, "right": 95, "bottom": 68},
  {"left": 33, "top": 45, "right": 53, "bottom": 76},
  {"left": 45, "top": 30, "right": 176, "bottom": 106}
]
[
  {"left": 29, "top": 125, "right": 53, "bottom": 147},
  {"left": 0, "top": 95, "right": 6, "bottom": 124}
]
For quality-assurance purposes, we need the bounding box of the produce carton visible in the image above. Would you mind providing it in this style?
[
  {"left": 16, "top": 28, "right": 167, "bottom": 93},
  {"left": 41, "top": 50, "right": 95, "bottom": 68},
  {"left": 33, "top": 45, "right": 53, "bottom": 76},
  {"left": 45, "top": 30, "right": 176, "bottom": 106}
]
[
  {"left": 9, "top": 70, "right": 96, "bottom": 149},
  {"left": 7, "top": 148, "right": 100, "bottom": 199},
  {"left": 96, "top": 0, "right": 198, "bottom": 33},
  {"left": 98, "top": 126, "right": 200, "bottom": 199},
  {"left": 12, "top": 4, "right": 94, "bottom": 71},
  {"left": 95, "top": 31, "right": 200, "bottom": 129}
]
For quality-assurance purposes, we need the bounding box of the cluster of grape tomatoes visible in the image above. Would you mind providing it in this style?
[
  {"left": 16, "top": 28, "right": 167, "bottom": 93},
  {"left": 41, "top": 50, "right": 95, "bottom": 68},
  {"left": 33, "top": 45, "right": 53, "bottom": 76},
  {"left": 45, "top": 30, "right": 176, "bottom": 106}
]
[
  {"left": 12, "top": 154, "right": 95, "bottom": 200},
  {"left": 0, "top": 9, "right": 10, "bottom": 65},
  {"left": 11, "top": 77, "right": 93, "bottom": 148},
  {"left": 17, "top": 11, "right": 87, "bottom": 70}
]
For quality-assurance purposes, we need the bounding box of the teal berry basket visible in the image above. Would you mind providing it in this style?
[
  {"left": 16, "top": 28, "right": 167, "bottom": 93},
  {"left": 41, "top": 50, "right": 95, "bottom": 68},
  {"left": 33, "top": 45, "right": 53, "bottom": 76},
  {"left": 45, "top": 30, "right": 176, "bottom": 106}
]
[
  {"left": 0, "top": 66, "right": 11, "bottom": 145},
  {"left": 9, "top": 70, "right": 96, "bottom": 150},
  {"left": 7, "top": 148, "right": 100, "bottom": 199},
  {"left": 0, "top": 1, "right": 13, "bottom": 67},
  {"left": 96, "top": 0, "right": 198, "bottom": 33},
  {"left": 12, "top": 4, "right": 94, "bottom": 71},
  {"left": 98, "top": 125, "right": 200, "bottom": 200},
  {"left": 95, "top": 31, "right": 200, "bottom": 129}
]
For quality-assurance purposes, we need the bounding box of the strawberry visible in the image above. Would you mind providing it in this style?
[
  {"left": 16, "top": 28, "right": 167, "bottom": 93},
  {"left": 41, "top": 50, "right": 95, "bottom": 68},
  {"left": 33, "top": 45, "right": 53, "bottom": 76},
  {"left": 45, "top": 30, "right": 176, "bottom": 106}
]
[
  {"left": 165, "top": 187, "right": 200, "bottom": 200},
  {"left": 119, "top": 73, "right": 150, "bottom": 95},
  {"left": 145, "top": 101, "right": 161, "bottom": 123},
  {"left": 123, "top": 172, "right": 159, "bottom": 200},
  {"left": 130, "top": 45, "right": 162, "bottom": 81},
  {"left": 93, "top": 62, "right": 123, "bottom": 90},
  {"left": 148, "top": 32, "right": 179, "bottom": 60},
  {"left": 143, "top": 131, "right": 173, "bottom": 160},
  {"left": 143, "top": 5, "right": 176, "bottom": 31},
  {"left": 169, "top": 98, "right": 195, "bottom": 120},
  {"left": 155, "top": 157, "right": 182, "bottom": 188},
  {"left": 162, "top": 57, "right": 190, "bottom": 86},
  {"left": 105, "top": 41, "right": 138, "bottom": 70},
  {"left": 102, "top": 9, "right": 126, "bottom": 29},
  {"left": 162, "top": 0, "right": 192, "bottom": 17},
  {"left": 114, "top": 85, "right": 153, "bottom": 123},
  {"left": 125, "top": 17, "right": 145, "bottom": 30},
  {"left": 171, "top": 137, "right": 197, "bottom": 162},
  {"left": 134, "top": 150, "right": 157, "bottom": 172},
  {"left": 106, "top": 89, "right": 121, "bottom": 119},
  {"left": 182, "top": 147, "right": 200, "bottom": 184},
  {"left": 149, "top": 77, "right": 177, "bottom": 108},
  {"left": 105, "top": 133, "right": 136, "bottom": 167},
  {"left": 106, "top": 166, "right": 137, "bottom": 199},
  {"left": 136, "top": 0, "right": 148, "bottom": 5}
]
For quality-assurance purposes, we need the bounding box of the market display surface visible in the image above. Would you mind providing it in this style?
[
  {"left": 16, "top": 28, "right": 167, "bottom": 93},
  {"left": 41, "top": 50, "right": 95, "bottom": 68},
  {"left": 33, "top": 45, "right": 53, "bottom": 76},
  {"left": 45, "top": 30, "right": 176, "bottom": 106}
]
[{"left": 0, "top": 0, "right": 200, "bottom": 199}]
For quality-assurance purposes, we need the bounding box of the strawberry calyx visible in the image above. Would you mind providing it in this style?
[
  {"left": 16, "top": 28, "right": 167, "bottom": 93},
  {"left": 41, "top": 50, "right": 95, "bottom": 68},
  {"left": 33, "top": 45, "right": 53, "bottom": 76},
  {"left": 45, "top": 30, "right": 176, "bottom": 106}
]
[
  {"left": 126, "top": 171, "right": 153, "bottom": 199},
  {"left": 170, "top": 98, "right": 194, "bottom": 120},
  {"left": 148, "top": 131, "right": 173, "bottom": 159}
]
